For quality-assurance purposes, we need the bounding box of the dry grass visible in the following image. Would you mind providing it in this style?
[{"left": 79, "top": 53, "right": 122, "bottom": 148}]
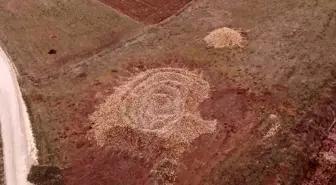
[
  {"left": 90, "top": 67, "right": 217, "bottom": 146},
  {"left": 204, "top": 27, "right": 244, "bottom": 48}
]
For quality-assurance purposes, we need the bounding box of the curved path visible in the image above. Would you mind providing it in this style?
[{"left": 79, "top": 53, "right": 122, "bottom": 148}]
[{"left": 0, "top": 47, "right": 38, "bottom": 185}]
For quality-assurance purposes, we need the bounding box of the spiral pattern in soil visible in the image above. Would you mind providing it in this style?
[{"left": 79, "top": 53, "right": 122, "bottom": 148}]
[{"left": 90, "top": 68, "right": 217, "bottom": 146}]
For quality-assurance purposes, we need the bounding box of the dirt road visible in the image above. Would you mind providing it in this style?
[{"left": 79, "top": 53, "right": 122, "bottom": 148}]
[{"left": 0, "top": 47, "right": 38, "bottom": 185}]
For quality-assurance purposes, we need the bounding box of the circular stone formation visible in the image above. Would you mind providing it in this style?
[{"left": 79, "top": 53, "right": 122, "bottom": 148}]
[
  {"left": 90, "top": 68, "right": 217, "bottom": 146},
  {"left": 204, "top": 27, "right": 244, "bottom": 48}
]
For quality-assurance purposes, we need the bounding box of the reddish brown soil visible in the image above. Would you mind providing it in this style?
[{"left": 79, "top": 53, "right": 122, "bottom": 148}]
[
  {"left": 59, "top": 60, "right": 285, "bottom": 185},
  {"left": 202, "top": 91, "right": 336, "bottom": 185},
  {"left": 62, "top": 148, "right": 153, "bottom": 185},
  {"left": 98, "top": 0, "right": 192, "bottom": 23},
  {"left": 174, "top": 88, "right": 264, "bottom": 185}
]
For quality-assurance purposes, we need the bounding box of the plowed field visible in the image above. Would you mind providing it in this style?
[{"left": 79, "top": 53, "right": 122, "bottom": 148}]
[
  {"left": 99, "top": 0, "right": 192, "bottom": 23},
  {"left": 1, "top": 0, "right": 336, "bottom": 184}
]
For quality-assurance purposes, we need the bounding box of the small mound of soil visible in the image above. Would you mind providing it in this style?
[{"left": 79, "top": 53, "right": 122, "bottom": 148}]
[{"left": 204, "top": 27, "right": 244, "bottom": 48}]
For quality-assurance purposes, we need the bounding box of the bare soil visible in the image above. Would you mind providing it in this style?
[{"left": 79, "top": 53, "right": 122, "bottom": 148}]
[{"left": 1, "top": 0, "right": 336, "bottom": 185}]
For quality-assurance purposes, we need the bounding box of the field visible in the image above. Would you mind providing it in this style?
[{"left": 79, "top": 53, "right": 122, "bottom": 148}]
[
  {"left": 1, "top": 0, "right": 336, "bottom": 185},
  {"left": 0, "top": 0, "right": 143, "bottom": 79},
  {"left": 98, "top": 0, "right": 192, "bottom": 23}
]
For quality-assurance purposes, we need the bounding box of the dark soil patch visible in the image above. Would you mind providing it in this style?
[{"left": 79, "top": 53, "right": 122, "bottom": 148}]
[
  {"left": 98, "top": 0, "right": 192, "bottom": 24},
  {"left": 48, "top": 49, "right": 57, "bottom": 55}
]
